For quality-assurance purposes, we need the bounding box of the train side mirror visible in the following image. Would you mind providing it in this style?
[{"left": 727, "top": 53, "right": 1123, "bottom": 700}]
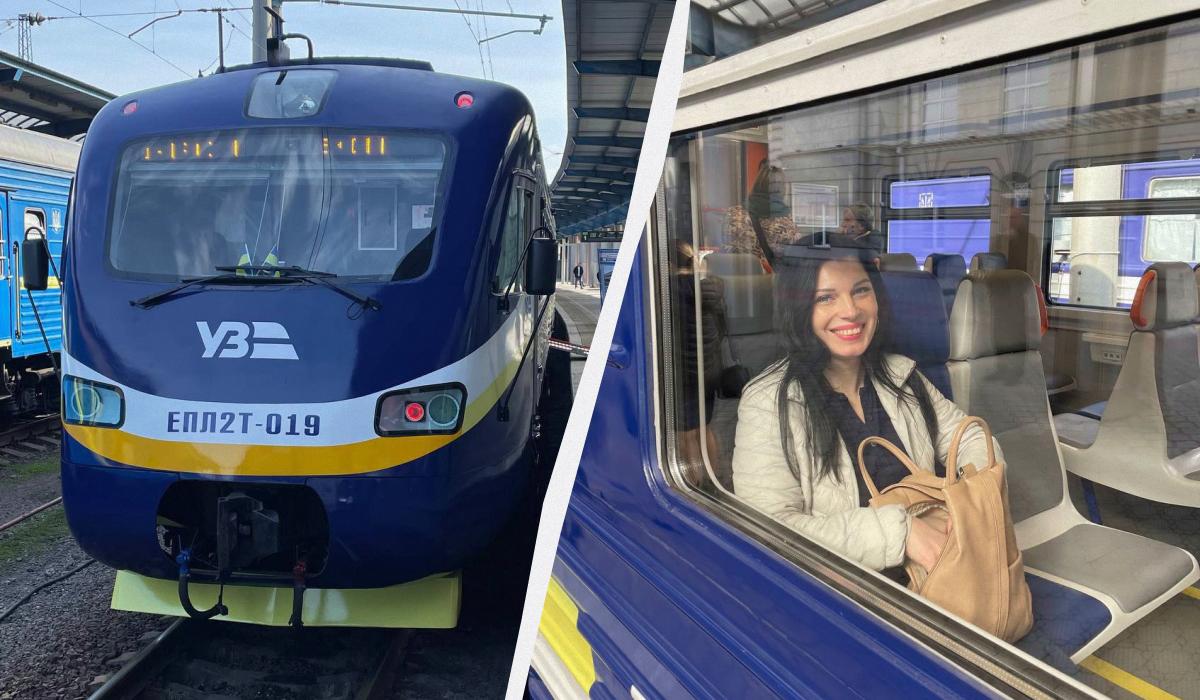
[
  {"left": 525, "top": 237, "right": 556, "bottom": 296},
  {"left": 21, "top": 235, "right": 49, "bottom": 292}
]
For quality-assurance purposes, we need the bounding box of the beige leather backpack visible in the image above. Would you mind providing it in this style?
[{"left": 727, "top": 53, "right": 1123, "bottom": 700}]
[{"left": 857, "top": 416, "right": 1034, "bottom": 643}]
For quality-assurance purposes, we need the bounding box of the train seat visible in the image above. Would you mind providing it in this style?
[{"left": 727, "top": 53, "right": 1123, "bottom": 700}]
[
  {"left": 1055, "top": 262, "right": 1200, "bottom": 506},
  {"left": 970, "top": 252, "right": 1007, "bottom": 272},
  {"left": 946, "top": 270, "right": 1199, "bottom": 664},
  {"left": 878, "top": 253, "right": 919, "bottom": 271},
  {"left": 705, "top": 253, "right": 774, "bottom": 336},
  {"left": 878, "top": 270, "right": 952, "bottom": 398},
  {"left": 924, "top": 253, "right": 966, "bottom": 317}
]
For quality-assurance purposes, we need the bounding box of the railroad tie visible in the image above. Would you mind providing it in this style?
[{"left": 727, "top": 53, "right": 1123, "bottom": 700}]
[{"left": 2, "top": 446, "right": 36, "bottom": 460}]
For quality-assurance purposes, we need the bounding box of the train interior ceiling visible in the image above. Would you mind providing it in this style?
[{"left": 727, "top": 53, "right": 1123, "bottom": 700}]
[{"left": 668, "top": 18, "right": 1200, "bottom": 697}]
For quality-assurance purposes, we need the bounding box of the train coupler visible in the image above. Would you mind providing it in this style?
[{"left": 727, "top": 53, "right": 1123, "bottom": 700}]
[{"left": 289, "top": 558, "right": 307, "bottom": 629}]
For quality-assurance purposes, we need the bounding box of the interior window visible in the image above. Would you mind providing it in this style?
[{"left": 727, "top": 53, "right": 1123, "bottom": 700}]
[
  {"left": 663, "top": 17, "right": 1200, "bottom": 697},
  {"left": 884, "top": 175, "right": 991, "bottom": 265}
]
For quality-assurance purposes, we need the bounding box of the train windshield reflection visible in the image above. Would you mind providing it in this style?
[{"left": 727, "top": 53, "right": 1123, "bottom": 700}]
[{"left": 107, "top": 128, "right": 447, "bottom": 282}]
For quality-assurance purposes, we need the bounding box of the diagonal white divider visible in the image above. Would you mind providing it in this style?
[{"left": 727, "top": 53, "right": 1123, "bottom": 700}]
[{"left": 504, "top": 1, "right": 690, "bottom": 696}]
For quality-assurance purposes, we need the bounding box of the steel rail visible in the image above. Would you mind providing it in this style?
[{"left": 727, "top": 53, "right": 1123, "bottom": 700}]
[
  {"left": 87, "top": 619, "right": 188, "bottom": 700},
  {"left": 0, "top": 414, "right": 59, "bottom": 451},
  {"left": 0, "top": 496, "right": 62, "bottom": 533}
]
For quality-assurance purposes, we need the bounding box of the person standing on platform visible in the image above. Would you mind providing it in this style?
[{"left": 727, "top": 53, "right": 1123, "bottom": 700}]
[{"left": 572, "top": 263, "right": 584, "bottom": 288}]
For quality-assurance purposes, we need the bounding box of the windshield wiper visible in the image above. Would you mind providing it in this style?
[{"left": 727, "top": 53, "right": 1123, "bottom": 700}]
[
  {"left": 216, "top": 265, "right": 382, "bottom": 312},
  {"left": 131, "top": 271, "right": 292, "bottom": 309}
]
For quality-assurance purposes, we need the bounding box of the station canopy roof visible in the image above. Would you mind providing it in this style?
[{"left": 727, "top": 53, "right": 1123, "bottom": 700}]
[
  {"left": 0, "top": 51, "right": 113, "bottom": 139},
  {"left": 688, "top": 0, "right": 885, "bottom": 65},
  {"left": 552, "top": 0, "right": 673, "bottom": 238}
]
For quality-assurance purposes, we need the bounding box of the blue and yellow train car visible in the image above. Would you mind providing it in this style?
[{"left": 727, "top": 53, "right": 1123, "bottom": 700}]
[
  {"left": 56, "top": 57, "right": 561, "bottom": 627},
  {"left": 0, "top": 124, "right": 76, "bottom": 419}
]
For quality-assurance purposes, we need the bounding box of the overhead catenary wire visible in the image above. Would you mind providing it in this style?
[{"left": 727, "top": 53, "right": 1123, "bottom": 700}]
[
  {"left": 38, "top": 0, "right": 195, "bottom": 76},
  {"left": 201, "top": 14, "right": 239, "bottom": 74},
  {"left": 449, "top": 0, "right": 488, "bottom": 78}
]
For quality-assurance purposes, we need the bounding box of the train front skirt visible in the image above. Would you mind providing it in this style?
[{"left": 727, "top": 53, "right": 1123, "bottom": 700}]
[{"left": 111, "top": 569, "right": 462, "bottom": 628}]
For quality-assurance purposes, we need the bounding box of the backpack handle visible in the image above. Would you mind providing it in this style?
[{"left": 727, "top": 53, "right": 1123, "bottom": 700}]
[
  {"left": 856, "top": 435, "right": 923, "bottom": 499},
  {"left": 945, "top": 415, "right": 996, "bottom": 485},
  {"left": 857, "top": 416, "right": 995, "bottom": 495}
]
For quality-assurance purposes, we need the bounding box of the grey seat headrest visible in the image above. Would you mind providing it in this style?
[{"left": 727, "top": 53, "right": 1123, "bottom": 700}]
[
  {"left": 1132, "top": 262, "right": 1199, "bottom": 331},
  {"left": 949, "top": 270, "right": 1042, "bottom": 360},
  {"left": 925, "top": 253, "right": 967, "bottom": 279},
  {"left": 971, "top": 252, "right": 1007, "bottom": 272},
  {"left": 878, "top": 253, "right": 918, "bottom": 272}
]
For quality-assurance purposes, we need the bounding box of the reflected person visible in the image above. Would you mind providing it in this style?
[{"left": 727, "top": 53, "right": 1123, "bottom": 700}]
[{"left": 840, "top": 204, "right": 885, "bottom": 255}]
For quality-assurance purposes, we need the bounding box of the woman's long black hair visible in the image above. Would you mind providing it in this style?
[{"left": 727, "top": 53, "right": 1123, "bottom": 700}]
[{"left": 769, "top": 238, "right": 940, "bottom": 484}]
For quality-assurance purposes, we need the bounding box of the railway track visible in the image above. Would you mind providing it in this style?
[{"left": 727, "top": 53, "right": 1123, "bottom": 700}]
[
  {"left": 0, "top": 414, "right": 59, "bottom": 459},
  {"left": 90, "top": 619, "right": 414, "bottom": 699}
]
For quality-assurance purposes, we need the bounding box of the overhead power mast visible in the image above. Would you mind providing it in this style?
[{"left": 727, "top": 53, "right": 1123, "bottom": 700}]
[
  {"left": 16, "top": 12, "right": 45, "bottom": 61},
  {"left": 252, "top": 0, "right": 285, "bottom": 63}
]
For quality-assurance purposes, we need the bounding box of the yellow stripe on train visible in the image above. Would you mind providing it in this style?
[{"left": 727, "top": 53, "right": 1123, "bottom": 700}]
[
  {"left": 539, "top": 577, "right": 597, "bottom": 692},
  {"left": 63, "top": 425, "right": 458, "bottom": 475},
  {"left": 64, "top": 355, "right": 520, "bottom": 476}
]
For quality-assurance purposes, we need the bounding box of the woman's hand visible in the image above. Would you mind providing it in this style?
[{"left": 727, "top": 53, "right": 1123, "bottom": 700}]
[{"left": 905, "top": 513, "right": 949, "bottom": 572}]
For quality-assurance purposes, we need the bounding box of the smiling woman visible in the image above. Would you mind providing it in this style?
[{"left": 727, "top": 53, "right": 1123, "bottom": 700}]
[{"left": 731, "top": 238, "right": 996, "bottom": 578}]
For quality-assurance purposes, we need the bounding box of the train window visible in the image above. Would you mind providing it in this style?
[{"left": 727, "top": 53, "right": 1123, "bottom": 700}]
[
  {"left": 1048, "top": 158, "right": 1200, "bottom": 308},
  {"left": 662, "top": 16, "right": 1200, "bottom": 696},
  {"left": 246, "top": 69, "right": 336, "bottom": 120},
  {"left": 107, "top": 128, "right": 446, "bottom": 281},
  {"left": 24, "top": 210, "right": 45, "bottom": 239},
  {"left": 884, "top": 175, "right": 991, "bottom": 264},
  {"left": 495, "top": 185, "right": 528, "bottom": 292}
]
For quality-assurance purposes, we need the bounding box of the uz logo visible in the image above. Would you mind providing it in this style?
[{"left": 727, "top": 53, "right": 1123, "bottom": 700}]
[
  {"left": 197, "top": 321, "right": 299, "bottom": 360},
  {"left": 918, "top": 192, "right": 935, "bottom": 208}
]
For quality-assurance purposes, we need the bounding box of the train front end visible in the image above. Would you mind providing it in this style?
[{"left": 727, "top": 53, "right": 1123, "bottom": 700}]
[{"left": 60, "top": 62, "right": 546, "bottom": 627}]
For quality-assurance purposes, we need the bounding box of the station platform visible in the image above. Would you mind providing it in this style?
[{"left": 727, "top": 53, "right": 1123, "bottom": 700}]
[{"left": 553, "top": 284, "right": 600, "bottom": 391}]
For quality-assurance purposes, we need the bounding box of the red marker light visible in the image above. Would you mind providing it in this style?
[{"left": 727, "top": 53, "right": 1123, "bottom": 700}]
[
  {"left": 455, "top": 92, "right": 475, "bottom": 109},
  {"left": 122, "top": 100, "right": 138, "bottom": 115},
  {"left": 404, "top": 402, "right": 425, "bottom": 422}
]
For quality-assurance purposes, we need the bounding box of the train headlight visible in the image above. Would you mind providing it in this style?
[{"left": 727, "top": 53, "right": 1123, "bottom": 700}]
[
  {"left": 375, "top": 384, "right": 465, "bottom": 436},
  {"left": 63, "top": 376, "right": 124, "bottom": 428}
]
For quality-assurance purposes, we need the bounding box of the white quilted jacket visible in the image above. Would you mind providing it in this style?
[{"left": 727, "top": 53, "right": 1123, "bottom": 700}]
[{"left": 731, "top": 354, "right": 1001, "bottom": 571}]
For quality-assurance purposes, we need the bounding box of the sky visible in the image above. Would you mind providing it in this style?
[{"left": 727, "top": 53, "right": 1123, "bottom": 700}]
[{"left": 1, "top": 0, "right": 568, "bottom": 173}]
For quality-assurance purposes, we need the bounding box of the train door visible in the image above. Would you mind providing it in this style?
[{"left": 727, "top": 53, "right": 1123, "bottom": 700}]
[
  {"left": 9, "top": 201, "right": 62, "bottom": 359},
  {"left": 497, "top": 172, "right": 540, "bottom": 423},
  {"left": 0, "top": 193, "right": 10, "bottom": 348}
]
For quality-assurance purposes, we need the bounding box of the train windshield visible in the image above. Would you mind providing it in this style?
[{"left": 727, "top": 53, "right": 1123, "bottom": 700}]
[{"left": 107, "top": 128, "right": 447, "bottom": 281}]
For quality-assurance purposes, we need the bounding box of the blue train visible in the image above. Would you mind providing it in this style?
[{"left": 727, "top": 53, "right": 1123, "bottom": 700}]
[
  {"left": 0, "top": 125, "right": 76, "bottom": 420},
  {"left": 49, "top": 56, "right": 563, "bottom": 627}
]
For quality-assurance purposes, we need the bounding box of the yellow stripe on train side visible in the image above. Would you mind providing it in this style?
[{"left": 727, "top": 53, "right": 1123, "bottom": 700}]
[
  {"left": 64, "top": 425, "right": 458, "bottom": 475},
  {"left": 539, "top": 577, "right": 597, "bottom": 692},
  {"left": 64, "top": 355, "right": 521, "bottom": 476}
]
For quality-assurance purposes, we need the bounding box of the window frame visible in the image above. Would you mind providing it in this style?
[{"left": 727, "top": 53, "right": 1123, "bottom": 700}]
[{"left": 649, "top": 179, "right": 1087, "bottom": 696}]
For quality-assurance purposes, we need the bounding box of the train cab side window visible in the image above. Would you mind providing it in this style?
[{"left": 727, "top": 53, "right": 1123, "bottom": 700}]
[
  {"left": 496, "top": 185, "right": 528, "bottom": 293},
  {"left": 661, "top": 17, "right": 1200, "bottom": 695}
]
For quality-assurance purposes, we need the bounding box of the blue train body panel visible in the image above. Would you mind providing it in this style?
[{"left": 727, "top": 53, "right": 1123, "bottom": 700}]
[
  {"left": 542, "top": 246, "right": 1000, "bottom": 698},
  {"left": 0, "top": 161, "right": 69, "bottom": 357}
]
